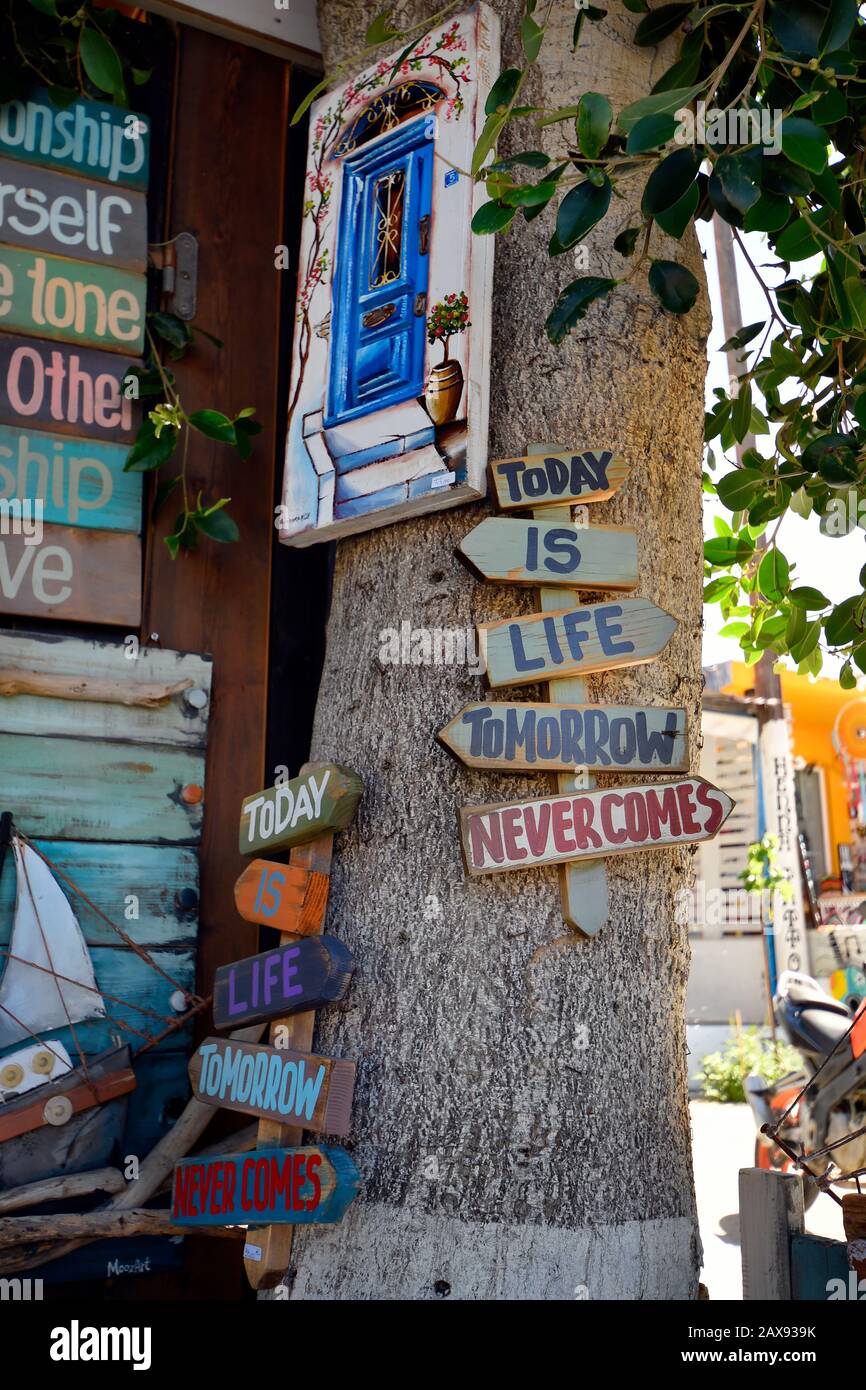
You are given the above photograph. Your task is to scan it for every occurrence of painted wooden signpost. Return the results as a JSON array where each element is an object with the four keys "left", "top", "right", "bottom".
[
  {"left": 238, "top": 764, "right": 364, "bottom": 855},
  {"left": 0, "top": 245, "right": 145, "bottom": 354},
  {"left": 438, "top": 702, "right": 688, "bottom": 774},
  {"left": 0, "top": 157, "right": 147, "bottom": 272},
  {"left": 0, "top": 523, "right": 141, "bottom": 624},
  {"left": 0, "top": 423, "right": 142, "bottom": 530},
  {"left": 189, "top": 1037, "right": 356, "bottom": 1135},
  {"left": 172, "top": 1145, "right": 361, "bottom": 1227},
  {"left": 0, "top": 335, "right": 138, "bottom": 441},
  {"left": 233, "top": 857, "right": 329, "bottom": 935},
  {"left": 0, "top": 89, "right": 150, "bottom": 190},
  {"left": 489, "top": 448, "right": 630, "bottom": 511},
  {"left": 459, "top": 776, "right": 735, "bottom": 876},
  {"left": 479, "top": 598, "right": 678, "bottom": 689},
  {"left": 459, "top": 517, "right": 637, "bottom": 590},
  {"left": 213, "top": 935, "right": 355, "bottom": 1030}
]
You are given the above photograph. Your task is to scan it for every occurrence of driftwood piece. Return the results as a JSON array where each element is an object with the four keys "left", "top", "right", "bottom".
[
  {"left": 0, "top": 669, "right": 194, "bottom": 708},
  {"left": 0, "top": 1209, "right": 244, "bottom": 1247},
  {"left": 0, "top": 1167, "right": 124, "bottom": 1215}
]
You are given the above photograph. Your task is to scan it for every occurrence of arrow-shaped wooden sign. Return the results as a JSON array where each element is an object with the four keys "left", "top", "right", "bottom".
[
  {"left": 239, "top": 763, "right": 362, "bottom": 856},
  {"left": 213, "top": 935, "right": 355, "bottom": 1031},
  {"left": 489, "top": 448, "right": 630, "bottom": 511},
  {"left": 189, "top": 1037, "right": 356, "bottom": 1136},
  {"left": 459, "top": 776, "right": 734, "bottom": 876},
  {"left": 479, "top": 598, "right": 678, "bottom": 689},
  {"left": 458, "top": 518, "right": 638, "bottom": 590},
  {"left": 234, "top": 858, "right": 328, "bottom": 935},
  {"left": 438, "top": 701, "right": 688, "bottom": 774},
  {"left": 172, "top": 1145, "right": 360, "bottom": 1226}
]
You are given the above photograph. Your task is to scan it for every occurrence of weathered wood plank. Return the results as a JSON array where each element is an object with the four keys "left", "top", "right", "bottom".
[
  {"left": 0, "top": 1166, "right": 125, "bottom": 1214},
  {"left": 0, "top": 157, "right": 147, "bottom": 272},
  {"left": 0, "top": 733, "right": 205, "bottom": 842},
  {"left": 0, "top": 246, "right": 145, "bottom": 354},
  {"left": 0, "top": 422, "right": 142, "bottom": 531},
  {"left": 740, "top": 1167, "right": 804, "bottom": 1300},
  {"left": 0, "top": 336, "right": 139, "bottom": 441},
  {"left": 0, "top": 631, "right": 212, "bottom": 748},
  {"left": 172, "top": 1145, "right": 361, "bottom": 1227},
  {"left": 0, "top": 524, "right": 141, "bottom": 625},
  {"left": 213, "top": 935, "right": 355, "bottom": 1031},
  {"left": 791, "top": 1233, "right": 849, "bottom": 1301},
  {"left": 239, "top": 764, "right": 363, "bottom": 856},
  {"left": 189, "top": 1037, "right": 356, "bottom": 1136},
  {"left": 479, "top": 598, "right": 678, "bottom": 689},
  {"left": 0, "top": 841, "right": 200, "bottom": 948},
  {"left": 233, "top": 858, "right": 329, "bottom": 934},
  {"left": 459, "top": 518, "right": 638, "bottom": 590},
  {"left": 0, "top": 89, "right": 150, "bottom": 190},
  {"left": 489, "top": 448, "right": 630, "bottom": 511}
]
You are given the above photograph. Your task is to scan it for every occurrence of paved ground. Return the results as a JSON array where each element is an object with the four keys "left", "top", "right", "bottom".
[{"left": 691, "top": 1099, "right": 843, "bottom": 1300}]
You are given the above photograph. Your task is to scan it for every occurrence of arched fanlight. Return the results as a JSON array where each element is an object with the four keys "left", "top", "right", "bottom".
[{"left": 332, "top": 81, "right": 444, "bottom": 158}]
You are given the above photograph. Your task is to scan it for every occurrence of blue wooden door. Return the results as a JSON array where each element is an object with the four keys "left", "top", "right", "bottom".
[{"left": 326, "top": 119, "right": 434, "bottom": 426}]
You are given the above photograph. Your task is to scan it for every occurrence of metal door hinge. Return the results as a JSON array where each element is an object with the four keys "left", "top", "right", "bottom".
[{"left": 156, "top": 232, "right": 198, "bottom": 321}]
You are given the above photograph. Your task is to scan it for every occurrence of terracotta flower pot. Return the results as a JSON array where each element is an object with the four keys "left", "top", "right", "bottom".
[{"left": 425, "top": 359, "right": 464, "bottom": 426}]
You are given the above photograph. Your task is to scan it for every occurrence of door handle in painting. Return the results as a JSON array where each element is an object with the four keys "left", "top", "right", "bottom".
[
  {"left": 362, "top": 302, "right": 396, "bottom": 329},
  {"left": 419, "top": 214, "right": 430, "bottom": 256},
  {"left": 414, "top": 293, "right": 427, "bottom": 317}
]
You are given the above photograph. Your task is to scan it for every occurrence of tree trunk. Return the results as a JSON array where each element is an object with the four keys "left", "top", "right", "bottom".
[{"left": 284, "top": 0, "right": 711, "bottom": 1300}]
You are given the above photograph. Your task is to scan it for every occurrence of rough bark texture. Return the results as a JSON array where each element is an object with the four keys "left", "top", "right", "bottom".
[{"left": 282, "top": 0, "right": 711, "bottom": 1300}]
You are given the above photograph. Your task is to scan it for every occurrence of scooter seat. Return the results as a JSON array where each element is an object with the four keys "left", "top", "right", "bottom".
[{"left": 784, "top": 1001, "right": 852, "bottom": 1057}]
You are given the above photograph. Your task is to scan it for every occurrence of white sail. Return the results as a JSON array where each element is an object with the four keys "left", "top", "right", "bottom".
[{"left": 0, "top": 838, "right": 105, "bottom": 1048}]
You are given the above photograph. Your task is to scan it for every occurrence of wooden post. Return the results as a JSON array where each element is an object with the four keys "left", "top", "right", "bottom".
[
  {"left": 529, "top": 442, "right": 608, "bottom": 937},
  {"left": 739, "top": 1167, "right": 804, "bottom": 1300},
  {"left": 242, "top": 827, "right": 334, "bottom": 1292}
]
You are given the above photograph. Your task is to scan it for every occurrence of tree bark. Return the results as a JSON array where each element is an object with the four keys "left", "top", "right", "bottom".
[{"left": 285, "top": 0, "right": 711, "bottom": 1299}]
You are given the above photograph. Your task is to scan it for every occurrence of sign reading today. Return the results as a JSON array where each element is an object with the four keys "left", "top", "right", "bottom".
[
  {"left": 213, "top": 935, "right": 355, "bottom": 1031},
  {"left": 438, "top": 701, "right": 689, "bottom": 774},
  {"left": 459, "top": 776, "right": 734, "bottom": 876},
  {"left": 239, "top": 763, "right": 363, "bottom": 855},
  {"left": 0, "top": 157, "right": 147, "bottom": 272},
  {"left": 0, "top": 245, "right": 145, "bottom": 354},
  {"left": 458, "top": 517, "right": 638, "bottom": 590},
  {"left": 489, "top": 448, "right": 630, "bottom": 511},
  {"left": 0, "top": 89, "right": 150, "bottom": 190},
  {"left": 189, "top": 1037, "right": 356, "bottom": 1136},
  {"left": 0, "top": 335, "right": 138, "bottom": 441},
  {"left": 172, "top": 1145, "right": 361, "bottom": 1227},
  {"left": 479, "top": 599, "right": 678, "bottom": 688}
]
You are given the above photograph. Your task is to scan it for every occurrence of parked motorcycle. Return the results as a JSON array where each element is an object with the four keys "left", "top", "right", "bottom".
[{"left": 746, "top": 970, "right": 866, "bottom": 1208}]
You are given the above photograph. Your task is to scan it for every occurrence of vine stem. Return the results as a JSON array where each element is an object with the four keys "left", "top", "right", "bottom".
[
  {"left": 731, "top": 227, "right": 786, "bottom": 327},
  {"left": 705, "top": 0, "right": 765, "bottom": 109}
]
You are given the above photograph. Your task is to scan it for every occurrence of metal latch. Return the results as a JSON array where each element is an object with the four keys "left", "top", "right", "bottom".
[
  {"left": 419, "top": 214, "right": 430, "bottom": 256},
  {"left": 414, "top": 292, "right": 427, "bottom": 317},
  {"left": 156, "top": 232, "right": 198, "bottom": 321}
]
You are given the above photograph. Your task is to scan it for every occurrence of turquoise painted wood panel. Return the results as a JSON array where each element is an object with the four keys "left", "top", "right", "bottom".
[
  {"left": 0, "top": 631, "right": 212, "bottom": 748},
  {"left": 0, "top": 946, "right": 195, "bottom": 1060},
  {"left": 1, "top": 733, "right": 205, "bottom": 843},
  {"left": 791, "top": 1233, "right": 849, "bottom": 1300},
  {"left": 0, "top": 841, "right": 199, "bottom": 948},
  {"left": 0, "top": 245, "right": 146, "bottom": 354},
  {"left": 0, "top": 89, "right": 150, "bottom": 191},
  {"left": 0, "top": 423, "right": 142, "bottom": 532}
]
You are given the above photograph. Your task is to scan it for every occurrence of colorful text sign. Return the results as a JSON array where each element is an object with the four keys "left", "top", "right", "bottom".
[
  {"left": 0, "top": 423, "right": 141, "bottom": 531},
  {"left": 459, "top": 518, "right": 637, "bottom": 590},
  {"left": 479, "top": 599, "right": 678, "bottom": 688},
  {"left": 233, "top": 857, "right": 329, "bottom": 935},
  {"left": 438, "top": 702, "right": 689, "bottom": 773},
  {"left": 0, "top": 157, "right": 147, "bottom": 272},
  {"left": 189, "top": 1037, "right": 356, "bottom": 1136},
  {"left": 171, "top": 1145, "right": 360, "bottom": 1226},
  {"left": 0, "top": 246, "right": 145, "bottom": 353},
  {"left": 490, "top": 448, "right": 630, "bottom": 511},
  {"left": 459, "top": 777, "right": 734, "bottom": 876},
  {"left": 0, "top": 523, "right": 140, "bottom": 625},
  {"left": 213, "top": 935, "right": 355, "bottom": 1031},
  {"left": 0, "top": 89, "right": 150, "bottom": 189},
  {"left": 0, "top": 335, "right": 137, "bottom": 440},
  {"left": 239, "top": 763, "right": 363, "bottom": 855}
]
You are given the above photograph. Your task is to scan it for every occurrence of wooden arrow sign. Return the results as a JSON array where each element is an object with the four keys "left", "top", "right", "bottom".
[
  {"left": 458, "top": 518, "right": 637, "bottom": 590},
  {"left": 459, "top": 776, "right": 734, "bottom": 876},
  {"left": 438, "top": 702, "right": 688, "bottom": 774},
  {"left": 479, "top": 598, "right": 677, "bottom": 689},
  {"left": 234, "top": 858, "right": 328, "bottom": 935},
  {"left": 213, "top": 935, "right": 355, "bottom": 1031},
  {"left": 239, "top": 763, "right": 362, "bottom": 856},
  {"left": 189, "top": 1037, "right": 356, "bottom": 1136},
  {"left": 490, "top": 448, "right": 630, "bottom": 511},
  {"left": 171, "top": 1145, "right": 360, "bottom": 1226}
]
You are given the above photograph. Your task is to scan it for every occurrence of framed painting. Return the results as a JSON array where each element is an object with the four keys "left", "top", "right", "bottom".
[{"left": 279, "top": 4, "right": 499, "bottom": 547}]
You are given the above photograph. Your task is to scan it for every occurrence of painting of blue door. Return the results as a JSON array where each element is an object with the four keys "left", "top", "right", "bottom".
[{"left": 326, "top": 118, "right": 434, "bottom": 427}]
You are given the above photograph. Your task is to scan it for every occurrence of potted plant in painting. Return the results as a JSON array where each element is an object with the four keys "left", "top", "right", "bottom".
[{"left": 425, "top": 291, "right": 471, "bottom": 425}]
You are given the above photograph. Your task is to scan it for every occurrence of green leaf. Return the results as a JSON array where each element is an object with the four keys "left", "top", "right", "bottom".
[
  {"left": 132, "top": 68, "right": 152, "bottom": 87},
  {"left": 485, "top": 68, "right": 522, "bottom": 116},
  {"left": 744, "top": 193, "right": 791, "bottom": 234},
  {"left": 546, "top": 276, "right": 616, "bottom": 345},
  {"left": 654, "top": 180, "right": 699, "bottom": 238},
  {"left": 149, "top": 311, "right": 192, "bottom": 351},
  {"left": 819, "top": 0, "right": 858, "bottom": 54},
  {"left": 613, "top": 226, "right": 641, "bottom": 256},
  {"left": 28, "top": 0, "right": 58, "bottom": 13},
  {"left": 840, "top": 659, "right": 857, "bottom": 690},
  {"left": 365, "top": 12, "right": 400, "bottom": 45},
  {"left": 555, "top": 177, "right": 612, "bottom": 248},
  {"left": 187, "top": 409, "right": 236, "bottom": 444},
  {"left": 471, "top": 113, "right": 507, "bottom": 177},
  {"left": 769, "top": 0, "right": 826, "bottom": 58},
  {"left": 721, "top": 321, "right": 764, "bottom": 352},
  {"left": 781, "top": 117, "right": 829, "bottom": 174},
  {"left": 489, "top": 151, "right": 550, "bottom": 171},
  {"left": 648, "top": 258, "right": 699, "bottom": 314},
  {"left": 790, "top": 619, "right": 822, "bottom": 662},
  {"left": 79, "top": 26, "right": 125, "bottom": 99},
  {"left": 124, "top": 423, "right": 178, "bottom": 472},
  {"left": 634, "top": 3, "right": 692, "bottom": 45},
  {"left": 577, "top": 93, "right": 613, "bottom": 160},
  {"left": 704, "top": 535, "right": 754, "bottom": 564},
  {"left": 626, "top": 112, "right": 677, "bottom": 153},
  {"left": 757, "top": 547, "right": 790, "bottom": 601},
  {"left": 774, "top": 206, "right": 832, "bottom": 261},
  {"left": 520, "top": 15, "right": 545, "bottom": 62},
  {"left": 642, "top": 148, "right": 699, "bottom": 217},
  {"left": 719, "top": 621, "right": 750, "bottom": 638},
  {"left": 716, "top": 467, "right": 764, "bottom": 511},
  {"left": 623, "top": 0, "right": 649, "bottom": 9},
  {"left": 789, "top": 585, "right": 831, "bottom": 609},
  {"left": 704, "top": 576, "right": 738, "bottom": 601},
  {"left": 714, "top": 150, "right": 763, "bottom": 214},
  {"left": 291, "top": 73, "right": 330, "bottom": 126},
  {"left": 196, "top": 506, "right": 239, "bottom": 543},
  {"left": 618, "top": 85, "right": 705, "bottom": 135},
  {"left": 732, "top": 383, "right": 753, "bottom": 443},
  {"left": 825, "top": 596, "right": 861, "bottom": 647},
  {"left": 471, "top": 200, "right": 516, "bottom": 234}
]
